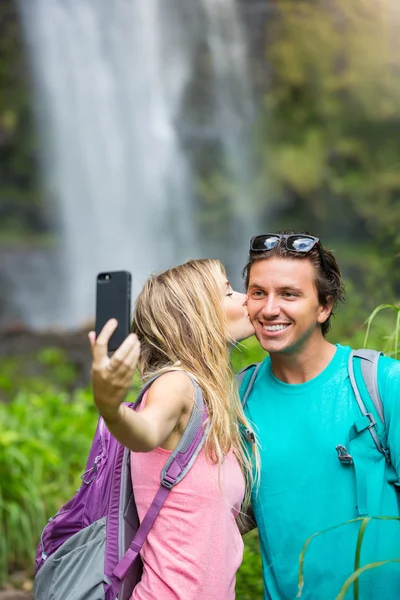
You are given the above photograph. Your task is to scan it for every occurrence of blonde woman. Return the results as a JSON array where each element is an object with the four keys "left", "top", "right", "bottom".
[{"left": 89, "top": 259, "right": 256, "bottom": 600}]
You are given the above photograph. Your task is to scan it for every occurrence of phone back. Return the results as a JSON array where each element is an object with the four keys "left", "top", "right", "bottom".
[{"left": 95, "top": 271, "right": 132, "bottom": 351}]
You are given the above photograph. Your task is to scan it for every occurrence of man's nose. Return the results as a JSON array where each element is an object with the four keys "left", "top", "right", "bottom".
[{"left": 260, "top": 294, "right": 280, "bottom": 318}]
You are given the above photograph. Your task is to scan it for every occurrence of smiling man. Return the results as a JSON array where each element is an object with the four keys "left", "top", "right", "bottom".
[{"left": 240, "top": 231, "right": 400, "bottom": 600}]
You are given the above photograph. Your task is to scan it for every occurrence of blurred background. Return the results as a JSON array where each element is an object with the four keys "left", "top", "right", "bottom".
[{"left": 1, "top": 0, "right": 399, "bottom": 597}]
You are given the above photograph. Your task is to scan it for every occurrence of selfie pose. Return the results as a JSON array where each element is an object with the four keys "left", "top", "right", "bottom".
[
  {"left": 89, "top": 259, "right": 257, "bottom": 600},
  {"left": 239, "top": 231, "right": 400, "bottom": 600}
]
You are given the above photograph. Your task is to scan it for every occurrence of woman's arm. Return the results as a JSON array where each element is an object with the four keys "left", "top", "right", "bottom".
[
  {"left": 89, "top": 319, "right": 193, "bottom": 452},
  {"left": 105, "top": 373, "right": 193, "bottom": 452}
]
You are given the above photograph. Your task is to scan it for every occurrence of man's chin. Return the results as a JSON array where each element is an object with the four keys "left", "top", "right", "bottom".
[{"left": 254, "top": 330, "right": 288, "bottom": 354}]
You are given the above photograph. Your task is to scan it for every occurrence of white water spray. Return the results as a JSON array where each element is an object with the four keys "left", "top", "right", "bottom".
[{"left": 16, "top": 0, "right": 257, "bottom": 329}]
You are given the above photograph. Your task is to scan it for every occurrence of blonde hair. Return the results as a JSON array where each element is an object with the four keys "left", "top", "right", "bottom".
[{"left": 132, "top": 259, "right": 257, "bottom": 509}]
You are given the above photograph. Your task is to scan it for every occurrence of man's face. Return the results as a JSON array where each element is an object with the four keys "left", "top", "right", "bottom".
[{"left": 246, "top": 257, "right": 332, "bottom": 355}]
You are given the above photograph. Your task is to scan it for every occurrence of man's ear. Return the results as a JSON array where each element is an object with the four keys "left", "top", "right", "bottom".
[{"left": 317, "top": 295, "right": 334, "bottom": 324}]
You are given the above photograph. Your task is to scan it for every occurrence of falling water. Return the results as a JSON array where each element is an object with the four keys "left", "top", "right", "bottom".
[{"left": 15, "top": 0, "right": 258, "bottom": 329}]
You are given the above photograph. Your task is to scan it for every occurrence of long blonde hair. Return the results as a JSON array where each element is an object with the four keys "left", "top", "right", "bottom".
[{"left": 132, "top": 259, "right": 256, "bottom": 508}]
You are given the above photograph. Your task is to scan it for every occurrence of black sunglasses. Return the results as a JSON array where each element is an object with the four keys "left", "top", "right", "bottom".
[{"left": 250, "top": 233, "right": 329, "bottom": 274}]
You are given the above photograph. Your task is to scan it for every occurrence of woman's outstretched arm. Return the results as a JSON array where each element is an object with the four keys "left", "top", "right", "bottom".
[{"left": 89, "top": 319, "right": 192, "bottom": 452}]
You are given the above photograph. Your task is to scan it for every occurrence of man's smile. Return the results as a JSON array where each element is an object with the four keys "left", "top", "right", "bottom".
[{"left": 262, "top": 323, "right": 290, "bottom": 331}]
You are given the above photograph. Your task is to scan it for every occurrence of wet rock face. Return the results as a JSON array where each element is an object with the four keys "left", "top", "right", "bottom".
[{"left": 0, "top": 593, "right": 33, "bottom": 600}]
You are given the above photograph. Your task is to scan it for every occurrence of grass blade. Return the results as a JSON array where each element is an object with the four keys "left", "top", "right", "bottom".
[
  {"left": 363, "top": 304, "right": 398, "bottom": 348},
  {"left": 297, "top": 516, "right": 400, "bottom": 598},
  {"left": 335, "top": 559, "right": 400, "bottom": 600},
  {"left": 353, "top": 517, "right": 371, "bottom": 600},
  {"left": 297, "top": 518, "right": 363, "bottom": 597}
]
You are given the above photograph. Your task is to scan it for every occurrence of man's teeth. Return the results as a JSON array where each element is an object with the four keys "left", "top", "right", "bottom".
[{"left": 263, "top": 324, "right": 288, "bottom": 331}]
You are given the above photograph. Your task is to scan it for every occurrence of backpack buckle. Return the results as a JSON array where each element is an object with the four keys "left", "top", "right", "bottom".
[
  {"left": 336, "top": 445, "right": 353, "bottom": 465},
  {"left": 365, "top": 412, "right": 376, "bottom": 428},
  {"left": 161, "top": 474, "right": 175, "bottom": 490}
]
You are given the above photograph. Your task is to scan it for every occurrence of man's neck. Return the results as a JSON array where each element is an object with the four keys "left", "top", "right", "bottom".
[{"left": 269, "top": 339, "right": 337, "bottom": 384}]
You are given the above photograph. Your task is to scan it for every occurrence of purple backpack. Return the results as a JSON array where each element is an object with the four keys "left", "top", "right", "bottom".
[{"left": 34, "top": 373, "right": 208, "bottom": 600}]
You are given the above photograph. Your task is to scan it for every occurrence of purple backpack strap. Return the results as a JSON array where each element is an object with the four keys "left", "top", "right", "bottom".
[{"left": 112, "top": 371, "right": 208, "bottom": 587}]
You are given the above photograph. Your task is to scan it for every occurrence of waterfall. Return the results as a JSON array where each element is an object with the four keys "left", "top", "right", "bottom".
[{"left": 16, "top": 0, "right": 257, "bottom": 329}]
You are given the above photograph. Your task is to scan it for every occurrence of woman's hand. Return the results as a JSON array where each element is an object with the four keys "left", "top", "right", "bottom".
[{"left": 88, "top": 319, "right": 140, "bottom": 424}]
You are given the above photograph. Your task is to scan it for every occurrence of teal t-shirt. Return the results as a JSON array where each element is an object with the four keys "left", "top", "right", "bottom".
[{"left": 243, "top": 344, "right": 400, "bottom": 600}]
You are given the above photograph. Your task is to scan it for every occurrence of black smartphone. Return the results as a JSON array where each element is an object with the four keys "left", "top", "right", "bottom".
[{"left": 95, "top": 271, "right": 132, "bottom": 352}]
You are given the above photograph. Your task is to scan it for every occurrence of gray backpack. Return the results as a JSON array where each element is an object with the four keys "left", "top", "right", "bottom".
[{"left": 237, "top": 349, "right": 399, "bottom": 516}]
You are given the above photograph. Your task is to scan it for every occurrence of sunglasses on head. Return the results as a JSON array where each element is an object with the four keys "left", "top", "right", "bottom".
[{"left": 250, "top": 233, "right": 329, "bottom": 274}]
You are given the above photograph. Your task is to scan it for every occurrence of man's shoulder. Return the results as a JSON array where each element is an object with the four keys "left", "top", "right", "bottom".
[
  {"left": 335, "top": 343, "right": 352, "bottom": 356},
  {"left": 346, "top": 346, "right": 400, "bottom": 377},
  {"left": 345, "top": 347, "right": 400, "bottom": 399},
  {"left": 377, "top": 353, "right": 400, "bottom": 386},
  {"left": 378, "top": 352, "right": 400, "bottom": 370}
]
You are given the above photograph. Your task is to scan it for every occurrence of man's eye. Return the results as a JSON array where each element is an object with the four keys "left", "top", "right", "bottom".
[
  {"left": 282, "top": 292, "right": 296, "bottom": 298},
  {"left": 251, "top": 290, "right": 265, "bottom": 298}
]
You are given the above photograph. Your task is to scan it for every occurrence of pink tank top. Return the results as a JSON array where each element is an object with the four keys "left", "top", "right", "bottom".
[{"left": 130, "top": 396, "right": 245, "bottom": 600}]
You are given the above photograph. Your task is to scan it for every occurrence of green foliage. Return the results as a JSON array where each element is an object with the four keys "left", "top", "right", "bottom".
[
  {"left": 363, "top": 303, "right": 400, "bottom": 358},
  {"left": 264, "top": 0, "right": 400, "bottom": 231},
  {"left": 0, "top": 348, "right": 78, "bottom": 402},
  {"left": 236, "top": 530, "right": 263, "bottom": 599},
  {"left": 231, "top": 336, "right": 267, "bottom": 374},
  {"left": 0, "top": 384, "right": 98, "bottom": 583},
  {"left": 37, "top": 347, "right": 78, "bottom": 387}
]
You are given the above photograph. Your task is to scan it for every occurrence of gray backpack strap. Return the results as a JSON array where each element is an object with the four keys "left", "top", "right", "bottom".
[
  {"left": 236, "top": 363, "right": 262, "bottom": 408},
  {"left": 236, "top": 363, "right": 262, "bottom": 446},
  {"left": 160, "top": 373, "right": 209, "bottom": 486},
  {"left": 348, "top": 349, "right": 389, "bottom": 461},
  {"left": 132, "top": 370, "right": 209, "bottom": 485},
  {"left": 354, "top": 348, "right": 385, "bottom": 422},
  {"left": 345, "top": 349, "right": 393, "bottom": 516},
  {"left": 236, "top": 363, "right": 257, "bottom": 388}
]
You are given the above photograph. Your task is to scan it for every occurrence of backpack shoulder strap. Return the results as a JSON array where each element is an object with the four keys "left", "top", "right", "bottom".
[
  {"left": 351, "top": 349, "right": 385, "bottom": 421},
  {"left": 113, "top": 371, "right": 208, "bottom": 585},
  {"left": 348, "top": 349, "right": 390, "bottom": 462},
  {"left": 236, "top": 362, "right": 262, "bottom": 408},
  {"left": 236, "top": 363, "right": 262, "bottom": 447},
  {"left": 160, "top": 373, "right": 209, "bottom": 487},
  {"left": 345, "top": 349, "right": 398, "bottom": 516}
]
